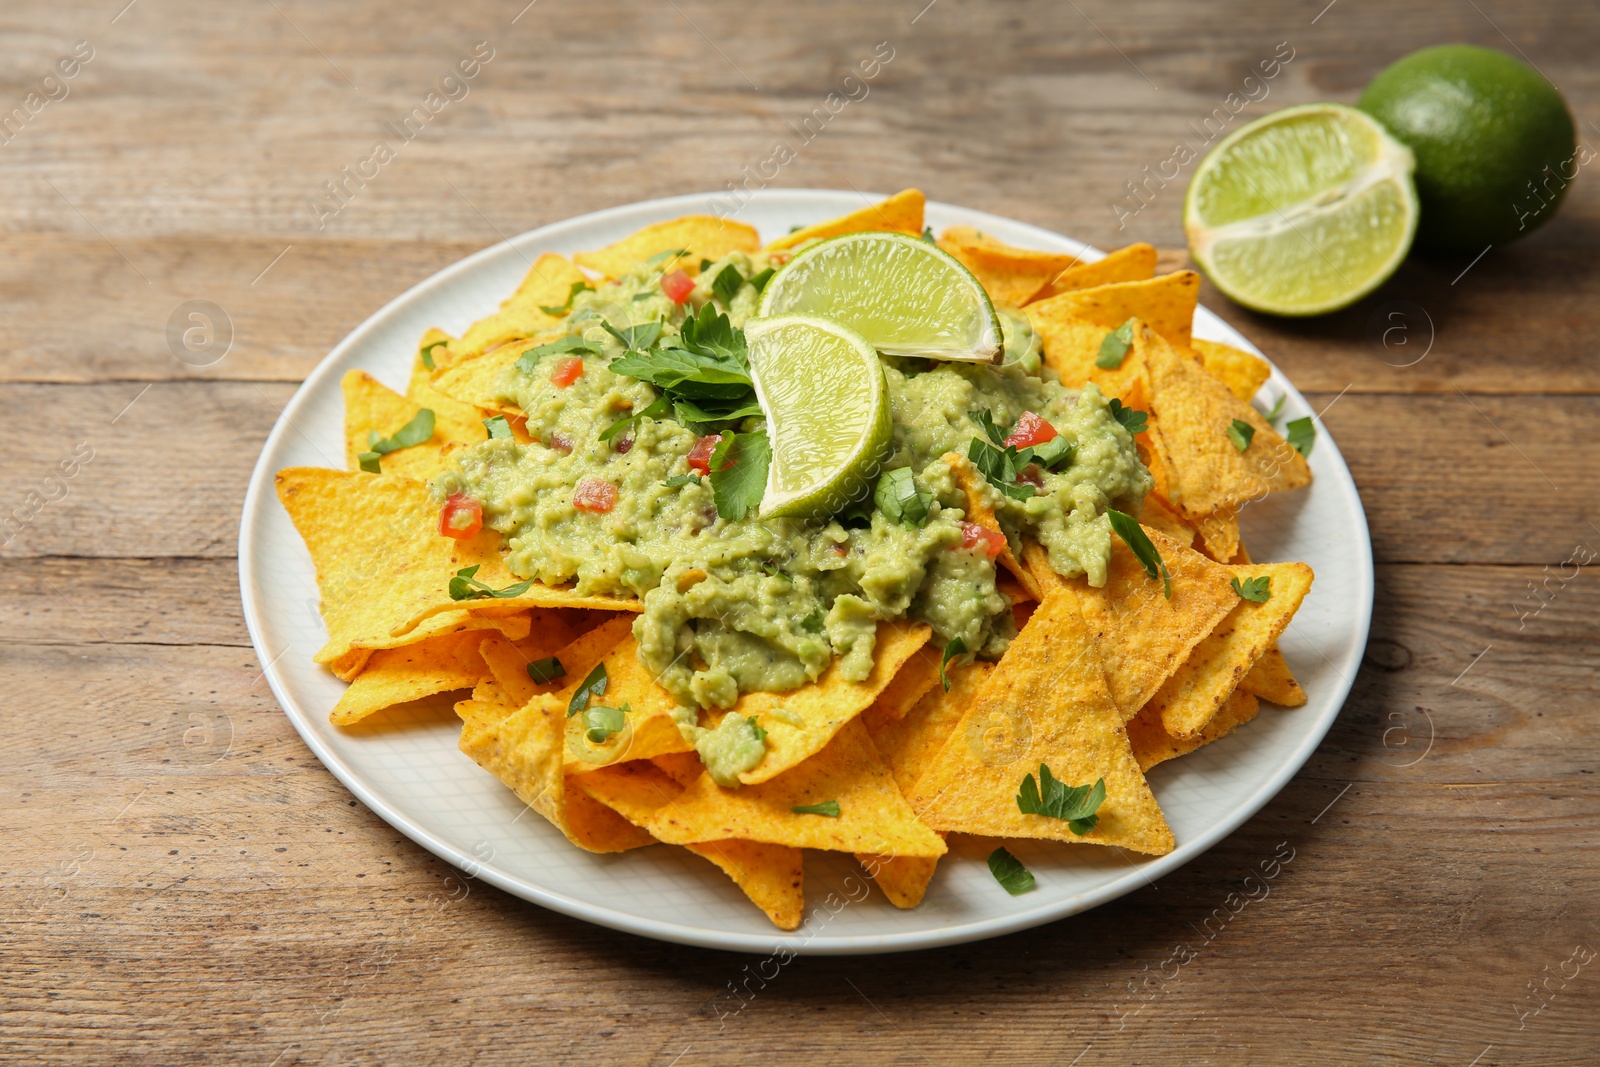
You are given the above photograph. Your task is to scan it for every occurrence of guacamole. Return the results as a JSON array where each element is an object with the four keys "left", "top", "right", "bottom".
[{"left": 433, "top": 250, "right": 1151, "bottom": 710}]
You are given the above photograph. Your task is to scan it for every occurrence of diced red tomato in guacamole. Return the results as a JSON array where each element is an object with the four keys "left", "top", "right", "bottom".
[
  {"left": 573, "top": 478, "right": 618, "bottom": 513},
  {"left": 660, "top": 270, "right": 695, "bottom": 304},
  {"left": 550, "top": 356, "right": 585, "bottom": 388},
  {"left": 1004, "top": 411, "right": 1058, "bottom": 450},
  {"left": 439, "top": 493, "right": 482, "bottom": 540},
  {"left": 959, "top": 521, "right": 1005, "bottom": 559},
  {"left": 686, "top": 434, "right": 722, "bottom": 475}
]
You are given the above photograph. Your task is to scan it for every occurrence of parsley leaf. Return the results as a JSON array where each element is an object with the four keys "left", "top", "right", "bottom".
[
  {"left": 357, "top": 451, "right": 382, "bottom": 473},
  {"left": 800, "top": 608, "right": 825, "bottom": 633},
  {"left": 1095, "top": 319, "right": 1135, "bottom": 369},
  {"left": 1263, "top": 394, "right": 1286, "bottom": 425},
  {"left": 602, "top": 319, "right": 664, "bottom": 352},
  {"left": 516, "top": 335, "right": 600, "bottom": 375},
  {"left": 483, "top": 414, "right": 513, "bottom": 440},
  {"left": 663, "top": 472, "right": 702, "bottom": 488},
  {"left": 1286, "top": 416, "right": 1315, "bottom": 458},
  {"left": 921, "top": 226, "right": 936, "bottom": 243},
  {"left": 747, "top": 716, "right": 767, "bottom": 743},
  {"left": 1022, "top": 435, "right": 1074, "bottom": 471},
  {"left": 760, "top": 561, "right": 793, "bottom": 582},
  {"left": 1231, "top": 575, "right": 1271, "bottom": 602},
  {"left": 1107, "top": 398, "right": 1148, "bottom": 436},
  {"left": 566, "top": 662, "right": 608, "bottom": 717},
  {"left": 988, "top": 847, "right": 1036, "bottom": 895},
  {"left": 368, "top": 409, "right": 435, "bottom": 454},
  {"left": 1106, "top": 508, "right": 1171, "bottom": 599},
  {"left": 448, "top": 564, "right": 535, "bottom": 602},
  {"left": 599, "top": 395, "right": 672, "bottom": 442},
  {"left": 583, "top": 702, "right": 629, "bottom": 744},
  {"left": 711, "top": 264, "right": 745, "bottom": 306},
  {"left": 1227, "top": 418, "right": 1255, "bottom": 452},
  {"left": 968, "top": 438, "right": 1036, "bottom": 501},
  {"left": 419, "top": 339, "right": 448, "bottom": 370},
  {"left": 538, "top": 280, "right": 593, "bottom": 316},
  {"left": 791, "top": 801, "right": 840, "bottom": 818},
  {"left": 526, "top": 656, "right": 565, "bottom": 684},
  {"left": 645, "top": 248, "right": 689, "bottom": 265},
  {"left": 698, "top": 258, "right": 713, "bottom": 272},
  {"left": 1016, "top": 764, "right": 1106, "bottom": 835},
  {"left": 939, "top": 636, "right": 967, "bottom": 692},
  {"left": 874, "top": 467, "right": 932, "bottom": 527},
  {"left": 973, "top": 408, "right": 1006, "bottom": 446},
  {"left": 678, "top": 303, "right": 747, "bottom": 363},
  {"left": 708, "top": 430, "right": 770, "bottom": 521},
  {"left": 748, "top": 267, "right": 775, "bottom": 292}
]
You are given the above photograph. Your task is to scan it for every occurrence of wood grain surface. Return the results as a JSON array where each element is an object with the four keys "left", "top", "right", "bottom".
[{"left": 2, "top": 1, "right": 1596, "bottom": 1064}]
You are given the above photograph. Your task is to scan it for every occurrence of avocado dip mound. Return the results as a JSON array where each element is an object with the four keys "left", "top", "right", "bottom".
[{"left": 431, "top": 250, "right": 1152, "bottom": 711}]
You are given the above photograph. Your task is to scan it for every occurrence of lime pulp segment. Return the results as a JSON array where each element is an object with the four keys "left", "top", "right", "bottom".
[
  {"left": 758, "top": 231, "right": 1003, "bottom": 363},
  {"left": 744, "top": 315, "right": 893, "bottom": 519}
]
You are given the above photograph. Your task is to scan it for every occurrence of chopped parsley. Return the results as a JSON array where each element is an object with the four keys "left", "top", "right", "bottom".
[
  {"left": 1095, "top": 319, "right": 1135, "bottom": 369},
  {"left": 537, "top": 280, "right": 593, "bottom": 316},
  {"left": 566, "top": 662, "right": 608, "bottom": 717},
  {"left": 1016, "top": 764, "right": 1106, "bottom": 835},
  {"left": 987, "top": 847, "right": 1035, "bottom": 894},
  {"left": 357, "top": 451, "right": 382, "bottom": 473},
  {"left": 367, "top": 409, "right": 435, "bottom": 455},
  {"left": 1107, "top": 398, "right": 1148, "bottom": 436},
  {"left": 748, "top": 267, "right": 775, "bottom": 292},
  {"left": 483, "top": 414, "right": 513, "bottom": 440},
  {"left": 663, "top": 472, "right": 702, "bottom": 488},
  {"left": 707, "top": 429, "right": 769, "bottom": 521},
  {"left": 419, "top": 339, "right": 448, "bottom": 370},
  {"left": 1227, "top": 418, "right": 1255, "bottom": 452},
  {"left": 448, "top": 564, "right": 535, "bottom": 602},
  {"left": 791, "top": 801, "right": 840, "bottom": 818},
  {"left": 526, "top": 656, "right": 566, "bottom": 684},
  {"left": 515, "top": 335, "right": 600, "bottom": 375},
  {"left": 583, "top": 702, "right": 629, "bottom": 744},
  {"left": 939, "top": 636, "right": 967, "bottom": 692},
  {"left": 711, "top": 264, "right": 745, "bottom": 306},
  {"left": 874, "top": 467, "right": 931, "bottom": 527},
  {"left": 1106, "top": 508, "right": 1171, "bottom": 599},
  {"left": 1231, "top": 575, "right": 1271, "bottom": 602},
  {"left": 1285, "top": 416, "right": 1316, "bottom": 458},
  {"left": 760, "top": 561, "right": 793, "bottom": 582}
]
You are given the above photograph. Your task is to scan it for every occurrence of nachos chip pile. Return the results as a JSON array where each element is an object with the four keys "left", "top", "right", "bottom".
[{"left": 277, "top": 191, "right": 1315, "bottom": 930}]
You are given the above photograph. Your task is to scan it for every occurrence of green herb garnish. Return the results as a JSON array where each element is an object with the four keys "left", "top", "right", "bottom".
[
  {"left": 1107, "top": 398, "right": 1148, "bottom": 436},
  {"left": 583, "top": 702, "right": 629, "bottom": 744},
  {"left": 874, "top": 467, "right": 932, "bottom": 527},
  {"left": 1095, "top": 319, "right": 1135, "bottom": 369},
  {"left": 367, "top": 409, "right": 435, "bottom": 455},
  {"left": 968, "top": 438, "right": 1036, "bottom": 501},
  {"left": 645, "top": 248, "right": 689, "bottom": 265},
  {"left": 515, "top": 335, "right": 600, "bottom": 375},
  {"left": 791, "top": 801, "right": 841, "bottom": 818},
  {"left": 799, "top": 608, "right": 825, "bottom": 633},
  {"left": 357, "top": 451, "right": 382, "bottom": 473},
  {"left": 1285, "top": 416, "right": 1315, "bottom": 458},
  {"left": 566, "top": 662, "right": 608, "bottom": 718},
  {"left": 939, "top": 636, "right": 967, "bottom": 692},
  {"left": 448, "top": 565, "right": 535, "bottom": 602},
  {"left": 599, "top": 395, "right": 671, "bottom": 442},
  {"left": 526, "top": 656, "right": 565, "bottom": 684},
  {"left": 602, "top": 319, "right": 664, "bottom": 352},
  {"left": 760, "top": 561, "right": 793, "bottom": 582},
  {"left": 1263, "top": 394, "right": 1286, "bottom": 425},
  {"left": 483, "top": 414, "right": 512, "bottom": 440},
  {"left": 1016, "top": 764, "right": 1106, "bottom": 835},
  {"left": 663, "top": 472, "right": 702, "bottom": 488},
  {"left": 1231, "top": 575, "right": 1271, "bottom": 603},
  {"left": 708, "top": 429, "right": 770, "bottom": 521},
  {"left": 711, "top": 264, "right": 744, "bottom": 306},
  {"left": 538, "top": 280, "right": 594, "bottom": 316},
  {"left": 748, "top": 267, "right": 775, "bottom": 292},
  {"left": 1106, "top": 508, "right": 1170, "bottom": 599},
  {"left": 987, "top": 847, "right": 1035, "bottom": 894},
  {"left": 419, "top": 340, "right": 448, "bottom": 370},
  {"left": 1227, "top": 419, "right": 1255, "bottom": 452},
  {"left": 920, "top": 226, "right": 936, "bottom": 243},
  {"left": 973, "top": 409, "right": 1006, "bottom": 447}
]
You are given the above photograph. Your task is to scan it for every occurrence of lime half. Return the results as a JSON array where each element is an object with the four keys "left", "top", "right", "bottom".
[
  {"left": 759, "top": 231, "right": 1003, "bottom": 362},
  {"left": 1184, "top": 103, "right": 1418, "bottom": 316},
  {"left": 744, "top": 315, "right": 893, "bottom": 519}
]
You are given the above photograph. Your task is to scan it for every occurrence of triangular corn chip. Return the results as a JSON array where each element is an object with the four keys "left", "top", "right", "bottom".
[
  {"left": 320, "top": 609, "right": 528, "bottom": 681},
  {"left": 475, "top": 610, "right": 593, "bottom": 707},
  {"left": 1192, "top": 338, "right": 1271, "bottom": 402},
  {"left": 722, "top": 620, "right": 933, "bottom": 784},
  {"left": 936, "top": 227, "right": 1083, "bottom": 307},
  {"left": 561, "top": 634, "right": 695, "bottom": 772},
  {"left": 407, "top": 328, "right": 488, "bottom": 444},
  {"left": 1128, "top": 688, "right": 1260, "bottom": 772},
  {"left": 330, "top": 628, "right": 489, "bottom": 726},
  {"left": 448, "top": 253, "right": 588, "bottom": 364},
  {"left": 764, "top": 189, "right": 925, "bottom": 252},
  {"left": 859, "top": 853, "right": 939, "bottom": 909},
  {"left": 945, "top": 451, "right": 1039, "bottom": 600},
  {"left": 1026, "top": 271, "right": 1199, "bottom": 349},
  {"left": 571, "top": 761, "right": 804, "bottom": 929},
  {"left": 865, "top": 643, "right": 944, "bottom": 724},
  {"left": 428, "top": 336, "right": 554, "bottom": 421},
  {"left": 1148, "top": 561, "right": 1314, "bottom": 737},
  {"left": 865, "top": 661, "right": 994, "bottom": 795},
  {"left": 1023, "top": 527, "right": 1240, "bottom": 720},
  {"left": 646, "top": 719, "right": 946, "bottom": 858},
  {"left": 1140, "top": 329, "right": 1310, "bottom": 517},
  {"left": 1029, "top": 242, "right": 1157, "bottom": 303},
  {"left": 1241, "top": 645, "right": 1306, "bottom": 707},
  {"left": 1191, "top": 506, "right": 1240, "bottom": 563},
  {"left": 575, "top": 216, "right": 760, "bottom": 280},
  {"left": 342, "top": 369, "right": 476, "bottom": 482},
  {"left": 907, "top": 587, "right": 1174, "bottom": 855},
  {"left": 1138, "top": 494, "right": 1195, "bottom": 546}
]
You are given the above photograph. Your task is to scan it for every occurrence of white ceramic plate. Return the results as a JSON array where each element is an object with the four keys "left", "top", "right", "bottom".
[{"left": 239, "top": 190, "right": 1372, "bottom": 955}]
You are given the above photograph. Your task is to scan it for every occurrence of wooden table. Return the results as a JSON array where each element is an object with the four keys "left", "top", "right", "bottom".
[{"left": 4, "top": 1, "right": 1595, "bottom": 1062}]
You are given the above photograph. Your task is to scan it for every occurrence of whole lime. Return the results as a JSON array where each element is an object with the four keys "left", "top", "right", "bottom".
[{"left": 1358, "top": 44, "right": 1576, "bottom": 251}]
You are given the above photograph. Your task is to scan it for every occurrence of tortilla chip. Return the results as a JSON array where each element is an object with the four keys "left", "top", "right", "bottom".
[
  {"left": 864, "top": 658, "right": 992, "bottom": 794},
  {"left": 651, "top": 750, "right": 706, "bottom": 788},
  {"left": 765, "top": 189, "right": 925, "bottom": 252},
  {"left": 476, "top": 610, "right": 590, "bottom": 707},
  {"left": 341, "top": 370, "right": 463, "bottom": 482},
  {"left": 936, "top": 227, "right": 1083, "bottom": 307},
  {"left": 907, "top": 586, "right": 1175, "bottom": 855},
  {"left": 428, "top": 337, "right": 551, "bottom": 421},
  {"left": 646, "top": 719, "right": 946, "bottom": 858},
  {"left": 574, "top": 216, "right": 761, "bottom": 281},
  {"left": 859, "top": 852, "right": 939, "bottom": 909},
  {"left": 945, "top": 452, "right": 1039, "bottom": 600},
  {"left": 560, "top": 634, "right": 695, "bottom": 772},
  {"left": 330, "top": 629, "right": 489, "bottom": 726},
  {"left": 1140, "top": 329, "right": 1311, "bottom": 518},
  {"left": 1026, "top": 271, "right": 1199, "bottom": 349},
  {"left": 1029, "top": 242, "right": 1158, "bottom": 303},
  {"left": 1191, "top": 506, "right": 1241, "bottom": 563},
  {"left": 866, "top": 644, "right": 944, "bottom": 724},
  {"left": 571, "top": 761, "right": 804, "bottom": 929},
  {"left": 725, "top": 620, "right": 933, "bottom": 784},
  {"left": 1128, "top": 688, "right": 1260, "bottom": 772},
  {"left": 321, "top": 609, "right": 528, "bottom": 681},
  {"left": 1193, "top": 338, "right": 1272, "bottom": 402},
  {"left": 1241, "top": 645, "right": 1307, "bottom": 707},
  {"left": 1139, "top": 495, "right": 1195, "bottom": 546},
  {"left": 1148, "top": 561, "right": 1314, "bottom": 737},
  {"left": 448, "top": 253, "right": 589, "bottom": 364},
  {"left": 407, "top": 329, "right": 488, "bottom": 444},
  {"left": 1023, "top": 527, "right": 1240, "bottom": 720}
]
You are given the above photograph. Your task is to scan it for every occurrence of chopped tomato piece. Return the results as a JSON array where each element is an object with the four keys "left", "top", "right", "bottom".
[
  {"left": 959, "top": 521, "right": 1006, "bottom": 559},
  {"left": 550, "top": 356, "right": 584, "bottom": 388},
  {"left": 439, "top": 494, "right": 482, "bottom": 540},
  {"left": 831, "top": 542, "right": 850, "bottom": 557},
  {"left": 547, "top": 431, "right": 574, "bottom": 455},
  {"left": 573, "top": 478, "right": 617, "bottom": 513},
  {"left": 660, "top": 269, "right": 695, "bottom": 304},
  {"left": 1004, "top": 410, "right": 1058, "bottom": 449},
  {"left": 686, "top": 434, "right": 723, "bottom": 475}
]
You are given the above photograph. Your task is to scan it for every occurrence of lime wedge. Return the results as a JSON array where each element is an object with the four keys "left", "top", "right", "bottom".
[
  {"left": 744, "top": 315, "right": 893, "bottom": 519},
  {"left": 758, "top": 231, "right": 1003, "bottom": 363},
  {"left": 1184, "top": 103, "right": 1419, "bottom": 316}
]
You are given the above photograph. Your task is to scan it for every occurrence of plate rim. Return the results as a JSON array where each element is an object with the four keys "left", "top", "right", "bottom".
[{"left": 238, "top": 188, "right": 1373, "bottom": 955}]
